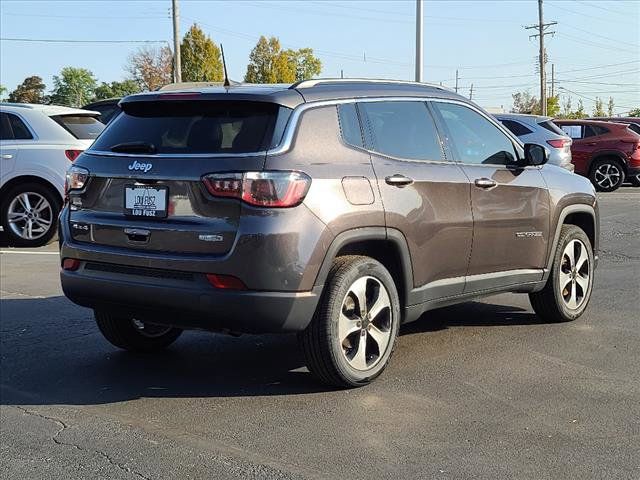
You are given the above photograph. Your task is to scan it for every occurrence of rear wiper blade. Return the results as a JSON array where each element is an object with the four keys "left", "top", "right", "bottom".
[{"left": 110, "top": 142, "right": 156, "bottom": 154}]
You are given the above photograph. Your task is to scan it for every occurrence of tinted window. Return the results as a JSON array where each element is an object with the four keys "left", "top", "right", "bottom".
[
  {"left": 90, "top": 105, "right": 121, "bottom": 124},
  {"left": 1, "top": 113, "right": 33, "bottom": 140},
  {"left": 359, "top": 101, "right": 443, "bottom": 161},
  {"left": 627, "top": 123, "right": 640, "bottom": 135},
  {"left": 500, "top": 119, "right": 533, "bottom": 137},
  {"left": 52, "top": 115, "right": 104, "bottom": 140},
  {"left": 538, "top": 120, "right": 565, "bottom": 136},
  {"left": 591, "top": 125, "right": 609, "bottom": 136},
  {"left": 92, "top": 101, "right": 288, "bottom": 154},
  {"left": 433, "top": 102, "right": 516, "bottom": 165},
  {"left": 338, "top": 103, "right": 364, "bottom": 148}
]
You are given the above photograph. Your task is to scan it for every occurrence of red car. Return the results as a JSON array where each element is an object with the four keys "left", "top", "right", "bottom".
[{"left": 555, "top": 119, "right": 640, "bottom": 191}]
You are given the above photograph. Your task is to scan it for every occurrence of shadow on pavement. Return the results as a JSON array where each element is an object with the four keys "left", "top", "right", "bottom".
[{"left": 1, "top": 295, "right": 542, "bottom": 406}]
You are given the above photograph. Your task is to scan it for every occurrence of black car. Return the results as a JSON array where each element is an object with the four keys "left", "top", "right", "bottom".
[{"left": 82, "top": 98, "right": 121, "bottom": 124}]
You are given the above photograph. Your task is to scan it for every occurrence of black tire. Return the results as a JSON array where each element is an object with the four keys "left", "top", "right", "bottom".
[
  {"left": 299, "top": 255, "right": 401, "bottom": 388},
  {"left": 589, "top": 157, "right": 625, "bottom": 192},
  {"left": 94, "top": 311, "right": 182, "bottom": 353},
  {"left": 629, "top": 173, "right": 640, "bottom": 187},
  {"left": 529, "top": 225, "right": 594, "bottom": 322},
  {"left": 0, "top": 182, "right": 61, "bottom": 247}
]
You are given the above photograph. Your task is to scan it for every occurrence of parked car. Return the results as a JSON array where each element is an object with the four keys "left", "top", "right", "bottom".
[
  {"left": 82, "top": 98, "right": 121, "bottom": 124},
  {"left": 0, "top": 103, "right": 104, "bottom": 247},
  {"left": 494, "top": 113, "right": 573, "bottom": 171},
  {"left": 60, "top": 79, "right": 599, "bottom": 387},
  {"left": 555, "top": 119, "right": 640, "bottom": 191},
  {"left": 588, "top": 117, "right": 640, "bottom": 135}
]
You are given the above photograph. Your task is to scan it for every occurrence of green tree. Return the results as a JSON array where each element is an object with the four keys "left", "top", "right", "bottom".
[
  {"left": 180, "top": 24, "right": 223, "bottom": 82},
  {"left": 126, "top": 46, "right": 173, "bottom": 91},
  {"left": 593, "top": 97, "right": 606, "bottom": 117},
  {"left": 607, "top": 97, "right": 615, "bottom": 117},
  {"left": 94, "top": 80, "right": 141, "bottom": 100},
  {"left": 629, "top": 108, "right": 640, "bottom": 117},
  {"left": 511, "top": 91, "right": 539, "bottom": 114},
  {"left": 50, "top": 67, "right": 97, "bottom": 107},
  {"left": 8, "top": 76, "right": 47, "bottom": 104},
  {"left": 0, "top": 84, "right": 6, "bottom": 101},
  {"left": 547, "top": 95, "right": 560, "bottom": 117},
  {"left": 574, "top": 99, "right": 587, "bottom": 119},
  {"left": 245, "top": 36, "right": 282, "bottom": 83},
  {"left": 283, "top": 47, "right": 322, "bottom": 81}
]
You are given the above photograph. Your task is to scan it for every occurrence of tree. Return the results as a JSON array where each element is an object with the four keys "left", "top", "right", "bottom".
[
  {"left": 245, "top": 36, "right": 284, "bottom": 83},
  {"left": 593, "top": 97, "right": 606, "bottom": 117},
  {"left": 547, "top": 95, "right": 560, "bottom": 117},
  {"left": 511, "top": 91, "right": 539, "bottom": 114},
  {"left": 607, "top": 97, "right": 615, "bottom": 117},
  {"left": 0, "top": 84, "right": 6, "bottom": 101},
  {"left": 574, "top": 99, "right": 587, "bottom": 119},
  {"left": 283, "top": 47, "right": 322, "bottom": 81},
  {"left": 94, "top": 80, "right": 141, "bottom": 100},
  {"left": 629, "top": 108, "right": 640, "bottom": 117},
  {"left": 126, "top": 46, "right": 173, "bottom": 91},
  {"left": 50, "top": 67, "right": 97, "bottom": 107},
  {"left": 180, "top": 24, "right": 223, "bottom": 82},
  {"left": 8, "top": 76, "right": 47, "bottom": 104}
]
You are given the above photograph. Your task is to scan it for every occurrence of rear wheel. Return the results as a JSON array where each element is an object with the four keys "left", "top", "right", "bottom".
[
  {"left": 589, "top": 157, "right": 625, "bottom": 192},
  {"left": 299, "top": 256, "right": 400, "bottom": 388},
  {"left": 529, "top": 225, "right": 594, "bottom": 322},
  {"left": 94, "top": 311, "right": 182, "bottom": 352},
  {"left": 1, "top": 182, "right": 60, "bottom": 247}
]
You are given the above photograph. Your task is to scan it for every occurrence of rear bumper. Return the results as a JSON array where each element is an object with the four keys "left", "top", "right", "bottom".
[{"left": 61, "top": 264, "right": 321, "bottom": 333}]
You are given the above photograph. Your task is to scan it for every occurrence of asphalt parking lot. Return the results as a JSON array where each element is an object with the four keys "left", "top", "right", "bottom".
[{"left": 1, "top": 187, "right": 638, "bottom": 480}]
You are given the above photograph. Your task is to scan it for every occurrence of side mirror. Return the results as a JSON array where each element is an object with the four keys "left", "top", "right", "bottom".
[{"left": 523, "top": 143, "right": 548, "bottom": 166}]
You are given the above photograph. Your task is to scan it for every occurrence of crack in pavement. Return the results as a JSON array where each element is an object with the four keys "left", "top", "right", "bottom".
[{"left": 13, "top": 406, "right": 152, "bottom": 480}]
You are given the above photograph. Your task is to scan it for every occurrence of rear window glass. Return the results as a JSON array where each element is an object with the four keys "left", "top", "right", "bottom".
[
  {"left": 499, "top": 119, "right": 533, "bottom": 137},
  {"left": 91, "top": 101, "right": 291, "bottom": 154},
  {"left": 627, "top": 123, "right": 640, "bottom": 135},
  {"left": 52, "top": 115, "right": 105, "bottom": 140},
  {"left": 539, "top": 120, "right": 565, "bottom": 136}
]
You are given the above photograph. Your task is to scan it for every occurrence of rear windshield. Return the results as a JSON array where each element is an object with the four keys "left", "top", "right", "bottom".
[
  {"left": 91, "top": 101, "right": 291, "bottom": 154},
  {"left": 538, "top": 120, "right": 565, "bottom": 136},
  {"left": 51, "top": 115, "right": 105, "bottom": 140}
]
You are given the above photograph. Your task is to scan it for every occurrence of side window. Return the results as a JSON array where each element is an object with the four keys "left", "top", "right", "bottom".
[
  {"left": 561, "top": 125, "right": 583, "bottom": 139},
  {"left": 359, "top": 101, "right": 444, "bottom": 161},
  {"left": 0, "top": 113, "right": 13, "bottom": 140},
  {"left": 591, "top": 125, "right": 609, "bottom": 136},
  {"left": 433, "top": 102, "right": 517, "bottom": 165},
  {"left": 500, "top": 119, "right": 533, "bottom": 137},
  {"left": 337, "top": 103, "right": 364, "bottom": 148},
  {"left": 6, "top": 113, "right": 33, "bottom": 140}
]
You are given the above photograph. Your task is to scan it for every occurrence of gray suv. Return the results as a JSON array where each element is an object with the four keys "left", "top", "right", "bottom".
[{"left": 60, "top": 79, "right": 599, "bottom": 387}]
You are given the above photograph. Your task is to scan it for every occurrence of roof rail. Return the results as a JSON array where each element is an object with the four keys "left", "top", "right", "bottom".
[{"left": 290, "top": 78, "right": 453, "bottom": 92}]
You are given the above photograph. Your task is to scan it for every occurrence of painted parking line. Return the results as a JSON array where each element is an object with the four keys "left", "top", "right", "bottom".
[{"left": 0, "top": 250, "right": 59, "bottom": 255}]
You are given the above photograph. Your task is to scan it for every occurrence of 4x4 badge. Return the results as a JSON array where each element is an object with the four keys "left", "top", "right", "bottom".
[{"left": 128, "top": 160, "right": 153, "bottom": 173}]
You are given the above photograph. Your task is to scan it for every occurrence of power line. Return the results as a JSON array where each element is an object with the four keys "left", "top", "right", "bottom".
[
  {"left": 554, "top": 33, "right": 638, "bottom": 55},
  {"left": 547, "top": 1, "right": 638, "bottom": 26},
  {"left": 572, "top": 0, "right": 635, "bottom": 18},
  {"left": 562, "top": 23, "right": 639, "bottom": 49},
  {"left": 1, "top": 12, "right": 168, "bottom": 20},
  {"left": 525, "top": 0, "right": 556, "bottom": 115},
  {"left": 0, "top": 38, "right": 167, "bottom": 44}
]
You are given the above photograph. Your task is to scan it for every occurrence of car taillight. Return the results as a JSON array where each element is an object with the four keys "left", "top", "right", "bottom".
[
  {"left": 65, "top": 150, "right": 83, "bottom": 161},
  {"left": 206, "top": 274, "right": 247, "bottom": 290},
  {"left": 547, "top": 139, "right": 570, "bottom": 148},
  {"left": 65, "top": 165, "right": 89, "bottom": 195},
  {"left": 202, "top": 171, "right": 311, "bottom": 208},
  {"left": 62, "top": 258, "right": 80, "bottom": 271}
]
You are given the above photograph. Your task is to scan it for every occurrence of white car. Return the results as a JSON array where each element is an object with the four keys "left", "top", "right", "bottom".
[{"left": 0, "top": 103, "right": 104, "bottom": 247}]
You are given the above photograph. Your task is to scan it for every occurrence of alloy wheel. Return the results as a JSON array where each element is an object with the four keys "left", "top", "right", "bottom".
[
  {"left": 593, "top": 163, "right": 621, "bottom": 190},
  {"left": 338, "top": 276, "right": 393, "bottom": 371},
  {"left": 7, "top": 192, "right": 53, "bottom": 240},
  {"left": 559, "top": 239, "right": 590, "bottom": 310}
]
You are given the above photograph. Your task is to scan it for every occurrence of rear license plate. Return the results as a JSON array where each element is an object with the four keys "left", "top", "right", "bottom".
[{"left": 124, "top": 185, "right": 168, "bottom": 218}]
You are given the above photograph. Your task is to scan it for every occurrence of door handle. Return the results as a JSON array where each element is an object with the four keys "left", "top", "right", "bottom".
[
  {"left": 474, "top": 178, "right": 497, "bottom": 189},
  {"left": 1, "top": 154, "right": 13, "bottom": 159},
  {"left": 385, "top": 174, "right": 414, "bottom": 187}
]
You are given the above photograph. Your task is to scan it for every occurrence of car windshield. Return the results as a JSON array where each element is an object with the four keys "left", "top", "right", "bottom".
[
  {"left": 51, "top": 114, "right": 105, "bottom": 140},
  {"left": 91, "top": 101, "right": 291, "bottom": 154}
]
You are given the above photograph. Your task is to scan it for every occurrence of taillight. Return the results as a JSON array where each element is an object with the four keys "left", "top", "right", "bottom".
[
  {"left": 65, "top": 165, "right": 89, "bottom": 195},
  {"left": 546, "top": 139, "right": 570, "bottom": 148},
  {"left": 65, "top": 150, "right": 83, "bottom": 162},
  {"left": 62, "top": 258, "right": 80, "bottom": 271},
  {"left": 206, "top": 274, "right": 247, "bottom": 290},
  {"left": 202, "top": 171, "right": 311, "bottom": 208}
]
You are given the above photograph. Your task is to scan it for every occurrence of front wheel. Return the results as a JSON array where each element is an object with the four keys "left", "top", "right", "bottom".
[
  {"left": 529, "top": 225, "right": 594, "bottom": 322},
  {"left": 94, "top": 311, "right": 182, "bottom": 352},
  {"left": 299, "top": 256, "right": 401, "bottom": 388}
]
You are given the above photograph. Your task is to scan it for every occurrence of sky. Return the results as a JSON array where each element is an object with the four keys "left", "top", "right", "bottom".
[{"left": 1, "top": 0, "right": 638, "bottom": 114}]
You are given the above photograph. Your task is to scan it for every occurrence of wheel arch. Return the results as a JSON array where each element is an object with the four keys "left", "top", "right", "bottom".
[
  {"left": 0, "top": 175, "right": 64, "bottom": 206},
  {"left": 313, "top": 227, "right": 414, "bottom": 311},
  {"left": 589, "top": 151, "right": 628, "bottom": 174}
]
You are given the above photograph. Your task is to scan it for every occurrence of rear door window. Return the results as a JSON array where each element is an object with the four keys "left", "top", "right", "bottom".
[
  {"left": 432, "top": 102, "right": 517, "bottom": 165},
  {"left": 1, "top": 113, "right": 33, "bottom": 140},
  {"left": 51, "top": 115, "right": 104, "bottom": 140},
  {"left": 338, "top": 103, "right": 364, "bottom": 148},
  {"left": 359, "top": 101, "right": 444, "bottom": 161},
  {"left": 91, "top": 101, "right": 290, "bottom": 154}
]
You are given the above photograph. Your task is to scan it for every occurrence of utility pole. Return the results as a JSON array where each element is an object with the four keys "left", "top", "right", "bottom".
[
  {"left": 415, "top": 0, "right": 423, "bottom": 82},
  {"left": 469, "top": 84, "right": 474, "bottom": 100},
  {"left": 525, "top": 0, "right": 556, "bottom": 115},
  {"left": 172, "top": 0, "right": 182, "bottom": 83},
  {"left": 551, "top": 63, "right": 555, "bottom": 98},
  {"left": 455, "top": 69, "right": 459, "bottom": 93}
]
